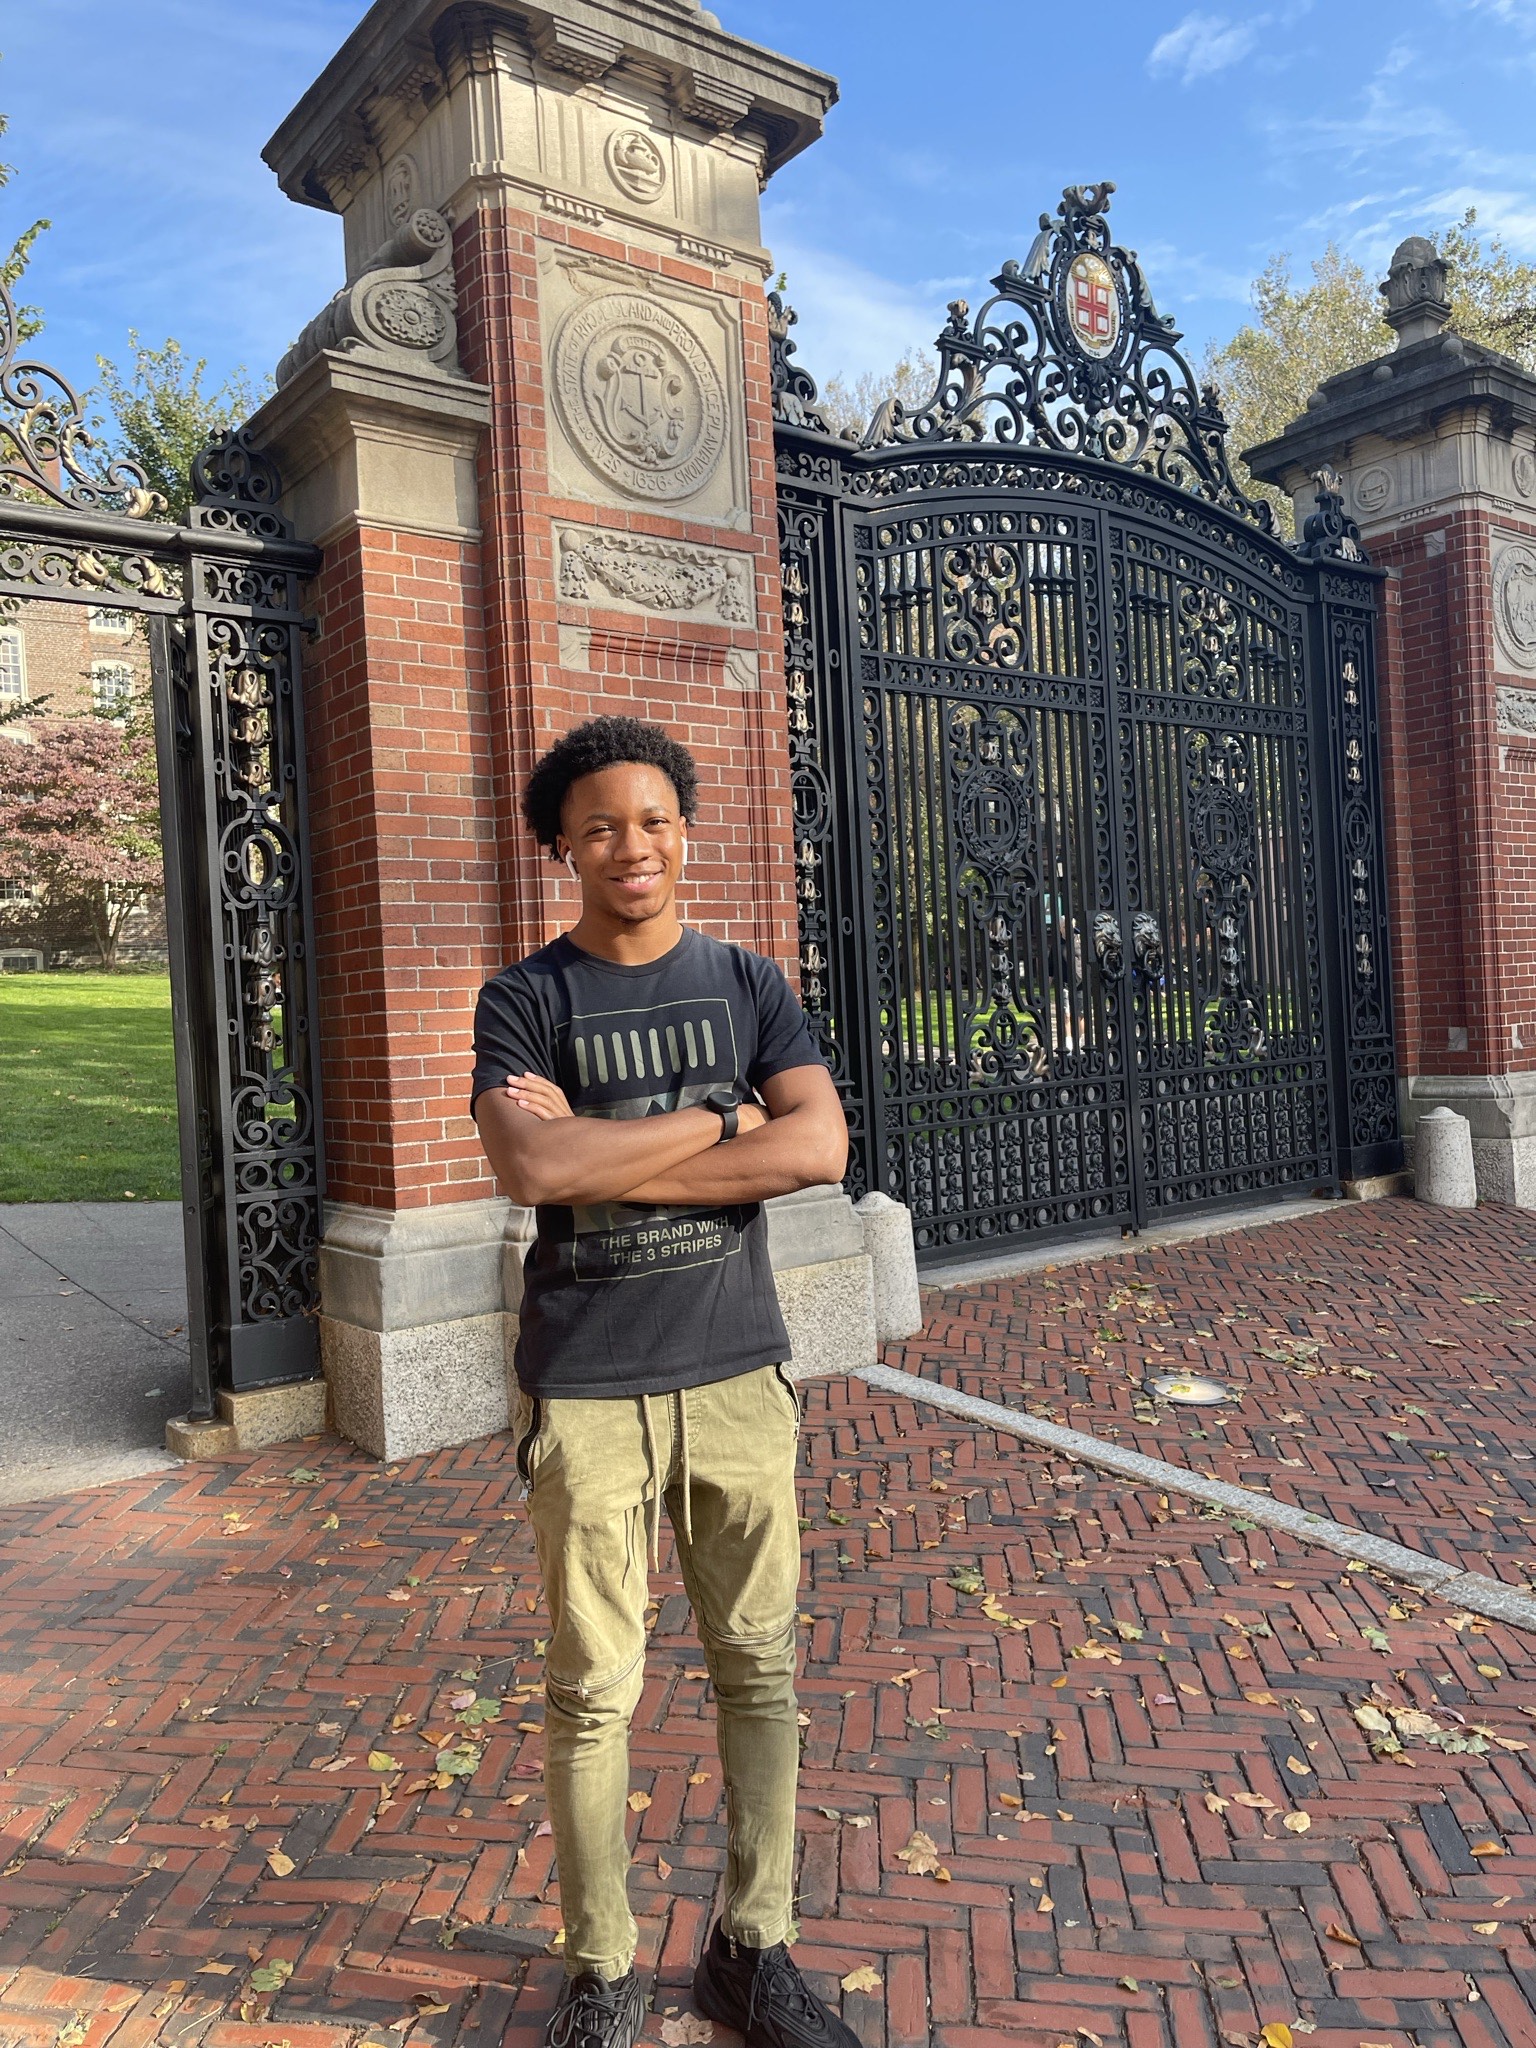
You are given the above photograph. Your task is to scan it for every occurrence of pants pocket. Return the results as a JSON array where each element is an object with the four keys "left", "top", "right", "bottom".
[
  {"left": 514, "top": 1395, "right": 543, "bottom": 1487},
  {"left": 772, "top": 1363, "right": 804, "bottom": 1429}
]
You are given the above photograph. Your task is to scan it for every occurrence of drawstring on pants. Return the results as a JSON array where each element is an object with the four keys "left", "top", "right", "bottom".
[{"left": 637, "top": 1388, "right": 694, "bottom": 1573}]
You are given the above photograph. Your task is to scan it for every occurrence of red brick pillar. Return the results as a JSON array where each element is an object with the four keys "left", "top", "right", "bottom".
[
  {"left": 254, "top": 1, "right": 842, "bottom": 1455},
  {"left": 1250, "top": 237, "right": 1536, "bottom": 1203}
]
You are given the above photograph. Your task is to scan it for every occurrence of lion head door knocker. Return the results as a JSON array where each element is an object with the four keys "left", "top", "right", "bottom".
[
  {"left": 1132, "top": 911, "right": 1166, "bottom": 984},
  {"left": 1093, "top": 911, "right": 1125, "bottom": 979}
]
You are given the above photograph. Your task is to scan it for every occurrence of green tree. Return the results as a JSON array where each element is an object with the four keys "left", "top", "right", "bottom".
[
  {"left": 1, "top": 86, "right": 49, "bottom": 338},
  {"left": 1211, "top": 212, "right": 1536, "bottom": 529},
  {"left": 94, "top": 335, "right": 262, "bottom": 521},
  {"left": 818, "top": 347, "right": 938, "bottom": 442}
]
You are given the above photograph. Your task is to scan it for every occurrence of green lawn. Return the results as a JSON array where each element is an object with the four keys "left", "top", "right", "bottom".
[{"left": 0, "top": 972, "right": 180, "bottom": 1202}]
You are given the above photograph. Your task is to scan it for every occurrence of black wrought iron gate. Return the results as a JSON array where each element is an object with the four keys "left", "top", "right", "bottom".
[
  {"left": 0, "top": 281, "right": 324, "bottom": 1408},
  {"left": 772, "top": 185, "right": 1401, "bottom": 1260}
]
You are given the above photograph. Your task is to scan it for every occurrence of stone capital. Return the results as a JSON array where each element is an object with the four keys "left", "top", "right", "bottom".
[
  {"left": 246, "top": 346, "right": 492, "bottom": 546},
  {"left": 264, "top": 0, "right": 836, "bottom": 210}
]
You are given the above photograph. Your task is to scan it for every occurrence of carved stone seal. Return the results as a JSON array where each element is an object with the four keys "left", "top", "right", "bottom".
[
  {"left": 605, "top": 129, "right": 667, "bottom": 204},
  {"left": 550, "top": 294, "right": 726, "bottom": 503},
  {"left": 1494, "top": 540, "right": 1536, "bottom": 669}
]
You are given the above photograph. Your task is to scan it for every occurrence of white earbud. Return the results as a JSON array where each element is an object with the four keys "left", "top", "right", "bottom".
[
  {"left": 680, "top": 840, "right": 689, "bottom": 875},
  {"left": 564, "top": 851, "right": 579, "bottom": 882}
]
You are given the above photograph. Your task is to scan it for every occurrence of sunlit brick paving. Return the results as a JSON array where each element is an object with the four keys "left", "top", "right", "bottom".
[{"left": 2, "top": 1196, "right": 1534, "bottom": 2048}]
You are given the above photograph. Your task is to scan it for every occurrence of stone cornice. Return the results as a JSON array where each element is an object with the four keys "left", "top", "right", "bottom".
[
  {"left": 264, "top": 0, "right": 837, "bottom": 211},
  {"left": 1246, "top": 332, "right": 1536, "bottom": 489}
]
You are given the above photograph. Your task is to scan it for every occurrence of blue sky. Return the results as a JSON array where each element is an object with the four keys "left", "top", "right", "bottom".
[{"left": 3, "top": 0, "right": 1534, "bottom": 408}]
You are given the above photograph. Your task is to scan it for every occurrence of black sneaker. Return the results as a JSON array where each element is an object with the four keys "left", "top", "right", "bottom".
[
  {"left": 544, "top": 1967, "right": 645, "bottom": 2048},
  {"left": 693, "top": 1919, "right": 866, "bottom": 2048}
]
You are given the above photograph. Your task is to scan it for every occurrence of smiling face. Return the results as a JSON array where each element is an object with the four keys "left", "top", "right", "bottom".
[{"left": 557, "top": 761, "right": 687, "bottom": 930}]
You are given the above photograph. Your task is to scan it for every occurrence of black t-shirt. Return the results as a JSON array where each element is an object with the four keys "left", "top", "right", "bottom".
[{"left": 471, "top": 927, "right": 824, "bottom": 1399}]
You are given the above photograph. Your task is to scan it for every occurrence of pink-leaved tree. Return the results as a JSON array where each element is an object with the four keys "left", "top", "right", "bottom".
[{"left": 0, "top": 713, "right": 163, "bottom": 969}]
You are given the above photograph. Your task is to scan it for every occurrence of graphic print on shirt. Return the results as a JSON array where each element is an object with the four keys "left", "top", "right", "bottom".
[{"left": 561, "top": 996, "right": 746, "bottom": 1282}]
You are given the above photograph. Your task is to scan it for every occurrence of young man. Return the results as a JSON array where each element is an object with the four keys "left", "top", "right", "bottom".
[{"left": 471, "top": 716, "right": 863, "bottom": 2048}]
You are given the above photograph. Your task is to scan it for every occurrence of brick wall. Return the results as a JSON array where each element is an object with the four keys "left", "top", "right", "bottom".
[
  {"left": 304, "top": 524, "right": 502, "bottom": 1210},
  {"left": 1370, "top": 504, "right": 1536, "bottom": 1077},
  {"left": 301, "top": 200, "right": 798, "bottom": 1214}
]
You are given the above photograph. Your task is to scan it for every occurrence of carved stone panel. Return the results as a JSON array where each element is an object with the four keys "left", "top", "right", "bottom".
[
  {"left": 539, "top": 246, "right": 749, "bottom": 529},
  {"left": 1496, "top": 684, "right": 1536, "bottom": 736},
  {"left": 1492, "top": 534, "right": 1536, "bottom": 675},
  {"left": 555, "top": 521, "right": 756, "bottom": 626}
]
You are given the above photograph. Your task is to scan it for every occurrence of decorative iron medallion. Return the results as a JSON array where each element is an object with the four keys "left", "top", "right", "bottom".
[{"left": 550, "top": 293, "right": 725, "bottom": 502}]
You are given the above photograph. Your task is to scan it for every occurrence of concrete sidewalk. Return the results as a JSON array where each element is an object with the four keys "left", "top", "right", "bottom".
[{"left": 0, "top": 1201, "right": 187, "bottom": 1505}]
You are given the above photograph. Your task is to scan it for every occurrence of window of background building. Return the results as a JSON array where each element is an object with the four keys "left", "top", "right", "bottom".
[
  {"left": 0, "top": 879, "right": 34, "bottom": 903},
  {"left": 0, "top": 627, "right": 26, "bottom": 705},
  {"left": 89, "top": 607, "right": 133, "bottom": 636},
  {"left": 91, "top": 660, "right": 134, "bottom": 716}
]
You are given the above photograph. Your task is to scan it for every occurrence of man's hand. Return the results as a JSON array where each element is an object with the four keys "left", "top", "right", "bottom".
[
  {"left": 612, "top": 1065, "right": 846, "bottom": 1205},
  {"left": 503, "top": 1072, "right": 574, "bottom": 1121}
]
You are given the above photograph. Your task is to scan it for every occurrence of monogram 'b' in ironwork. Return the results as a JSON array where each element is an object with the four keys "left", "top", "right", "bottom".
[{"left": 772, "top": 185, "right": 1400, "bottom": 1259}]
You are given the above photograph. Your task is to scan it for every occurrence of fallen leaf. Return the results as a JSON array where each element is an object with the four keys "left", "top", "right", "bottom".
[
  {"left": 688, "top": 1771, "right": 712, "bottom": 1785},
  {"left": 896, "top": 1829, "right": 943, "bottom": 1876},
  {"left": 999, "top": 1793, "right": 1023, "bottom": 1808},
  {"left": 658, "top": 1856, "right": 672, "bottom": 1879},
  {"left": 1260, "top": 2026, "right": 1293, "bottom": 2048},
  {"left": 841, "top": 1965, "right": 883, "bottom": 1993},
  {"left": 847, "top": 1815, "right": 873, "bottom": 1828},
  {"left": 1472, "top": 1922, "right": 1500, "bottom": 1935},
  {"left": 1470, "top": 1841, "right": 1505, "bottom": 1857},
  {"left": 1204, "top": 1792, "right": 1230, "bottom": 1814},
  {"left": 1283, "top": 1813, "right": 1312, "bottom": 1834},
  {"left": 1285, "top": 1757, "right": 1312, "bottom": 1777},
  {"left": 1038, "top": 1892, "right": 1054, "bottom": 1913},
  {"left": 386, "top": 1588, "right": 411, "bottom": 1603},
  {"left": 265, "top": 1850, "right": 295, "bottom": 1877},
  {"left": 196, "top": 1960, "right": 236, "bottom": 1975},
  {"left": 367, "top": 1752, "right": 399, "bottom": 1773},
  {"left": 448, "top": 1688, "right": 476, "bottom": 1710},
  {"left": 1476, "top": 1664, "right": 1503, "bottom": 1679},
  {"left": 1324, "top": 1923, "right": 1362, "bottom": 1948},
  {"left": 413, "top": 1997, "right": 451, "bottom": 2015},
  {"left": 1233, "top": 1792, "right": 1277, "bottom": 1810},
  {"left": 627, "top": 1791, "right": 651, "bottom": 1812},
  {"left": 660, "top": 2017, "right": 714, "bottom": 2045},
  {"left": 248, "top": 1958, "right": 293, "bottom": 1994}
]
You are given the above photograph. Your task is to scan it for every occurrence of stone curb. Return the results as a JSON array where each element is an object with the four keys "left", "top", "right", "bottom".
[{"left": 860, "top": 1363, "right": 1536, "bottom": 1633}]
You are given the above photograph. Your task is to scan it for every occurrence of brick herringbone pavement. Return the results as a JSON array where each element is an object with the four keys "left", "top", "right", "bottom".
[{"left": 1, "top": 1198, "right": 1534, "bottom": 2048}]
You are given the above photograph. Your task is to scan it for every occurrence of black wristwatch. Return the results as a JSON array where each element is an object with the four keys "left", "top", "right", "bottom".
[{"left": 703, "top": 1087, "right": 739, "bottom": 1142}]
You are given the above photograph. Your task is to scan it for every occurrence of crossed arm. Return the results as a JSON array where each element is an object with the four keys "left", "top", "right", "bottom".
[{"left": 473, "top": 1062, "right": 849, "bottom": 1210}]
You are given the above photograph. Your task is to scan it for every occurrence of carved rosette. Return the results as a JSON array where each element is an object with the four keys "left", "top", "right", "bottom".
[{"left": 275, "top": 208, "right": 462, "bottom": 388}]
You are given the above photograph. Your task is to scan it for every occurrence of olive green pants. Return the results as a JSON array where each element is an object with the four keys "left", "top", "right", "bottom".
[{"left": 514, "top": 1364, "right": 804, "bottom": 1980}]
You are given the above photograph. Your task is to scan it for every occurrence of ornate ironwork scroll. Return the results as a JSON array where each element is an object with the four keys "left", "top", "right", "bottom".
[
  {"left": 772, "top": 185, "right": 1276, "bottom": 532},
  {"left": 0, "top": 277, "right": 165, "bottom": 517},
  {"left": 0, "top": 339, "right": 324, "bottom": 1402},
  {"left": 182, "top": 430, "right": 325, "bottom": 1386},
  {"left": 1312, "top": 534, "right": 1399, "bottom": 1174},
  {"left": 772, "top": 185, "right": 1398, "bottom": 1262}
]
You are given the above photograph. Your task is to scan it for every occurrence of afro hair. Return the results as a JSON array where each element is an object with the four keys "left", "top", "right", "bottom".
[{"left": 521, "top": 715, "right": 700, "bottom": 858}]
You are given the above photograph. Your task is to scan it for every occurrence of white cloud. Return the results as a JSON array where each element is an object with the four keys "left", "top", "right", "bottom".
[
  {"left": 1146, "top": 11, "right": 1264, "bottom": 84},
  {"left": 761, "top": 218, "right": 942, "bottom": 387}
]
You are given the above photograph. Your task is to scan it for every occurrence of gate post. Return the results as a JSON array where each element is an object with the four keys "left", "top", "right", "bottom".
[
  {"left": 254, "top": 2, "right": 868, "bottom": 1458},
  {"left": 1296, "top": 482, "right": 1403, "bottom": 1190},
  {"left": 1250, "top": 237, "right": 1536, "bottom": 1204}
]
